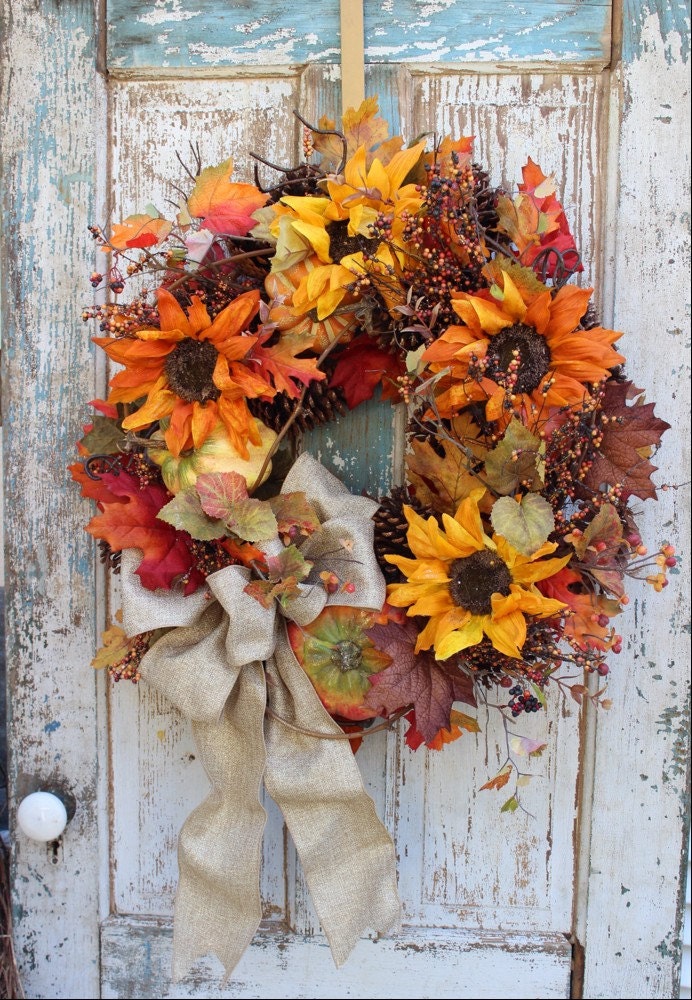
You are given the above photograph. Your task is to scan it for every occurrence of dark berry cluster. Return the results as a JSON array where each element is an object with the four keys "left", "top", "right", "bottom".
[{"left": 507, "top": 686, "right": 543, "bottom": 717}]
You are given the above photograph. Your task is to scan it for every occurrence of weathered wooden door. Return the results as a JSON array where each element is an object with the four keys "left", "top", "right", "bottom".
[{"left": 2, "top": 2, "right": 689, "bottom": 998}]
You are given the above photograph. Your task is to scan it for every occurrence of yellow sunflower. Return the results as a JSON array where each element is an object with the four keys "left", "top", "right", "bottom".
[
  {"left": 386, "top": 490, "right": 569, "bottom": 660},
  {"left": 95, "top": 287, "right": 273, "bottom": 459},
  {"left": 271, "top": 142, "right": 425, "bottom": 319},
  {"left": 422, "top": 269, "right": 625, "bottom": 422}
]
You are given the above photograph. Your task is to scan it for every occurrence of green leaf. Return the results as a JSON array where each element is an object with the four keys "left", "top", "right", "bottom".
[
  {"left": 490, "top": 494, "right": 554, "bottom": 556},
  {"left": 157, "top": 491, "right": 226, "bottom": 540},
  {"left": 484, "top": 418, "right": 543, "bottom": 494},
  {"left": 500, "top": 795, "right": 519, "bottom": 813},
  {"left": 226, "top": 499, "right": 278, "bottom": 543},
  {"left": 78, "top": 415, "right": 126, "bottom": 456}
]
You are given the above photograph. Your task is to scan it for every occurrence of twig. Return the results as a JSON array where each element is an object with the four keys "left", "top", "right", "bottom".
[{"left": 265, "top": 706, "right": 408, "bottom": 741}]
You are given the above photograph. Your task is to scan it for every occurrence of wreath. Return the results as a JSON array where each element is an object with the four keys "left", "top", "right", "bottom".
[{"left": 71, "top": 98, "right": 673, "bottom": 979}]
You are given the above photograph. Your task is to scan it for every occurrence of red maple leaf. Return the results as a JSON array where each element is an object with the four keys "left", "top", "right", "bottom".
[
  {"left": 363, "top": 620, "right": 476, "bottom": 743},
  {"left": 584, "top": 380, "right": 670, "bottom": 500},
  {"left": 330, "top": 336, "right": 406, "bottom": 408},
  {"left": 82, "top": 469, "right": 203, "bottom": 592}
]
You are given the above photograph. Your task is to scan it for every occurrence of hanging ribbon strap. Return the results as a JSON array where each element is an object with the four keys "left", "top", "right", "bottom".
[{"left": 121, "top": 454, "right": 401, "bottom": 981}]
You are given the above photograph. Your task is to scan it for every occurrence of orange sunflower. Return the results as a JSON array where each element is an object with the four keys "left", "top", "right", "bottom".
[
  {"left": 422, "top": 269, "right": 625, "bottom": 422},
  {"left": 386, "top": 490, "right": 569, "bottom": 660},
  {"left": 95, "top": 287, "right": 274, "bottom": 458}
]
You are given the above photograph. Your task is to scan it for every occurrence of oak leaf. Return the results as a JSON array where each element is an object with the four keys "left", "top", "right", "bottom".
[{"left": 406, "top": 412, "right": 488, "bottom": 515}]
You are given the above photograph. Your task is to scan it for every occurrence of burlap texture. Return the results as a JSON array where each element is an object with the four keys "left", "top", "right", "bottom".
[{"left": 120, "top": 453, "right": 401, "bottom": 981}]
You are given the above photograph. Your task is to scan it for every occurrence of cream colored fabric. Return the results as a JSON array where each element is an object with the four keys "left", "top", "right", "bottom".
[{"left": 120, "top": 454, "right": 401, "bottom": 981}]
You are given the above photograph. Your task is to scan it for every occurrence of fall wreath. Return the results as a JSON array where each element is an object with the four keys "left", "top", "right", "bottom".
[{"left": 71, "top": 99, "right": 673, "bottom": 979}]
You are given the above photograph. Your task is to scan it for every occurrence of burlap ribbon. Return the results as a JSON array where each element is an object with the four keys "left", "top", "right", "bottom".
[{"left": 120, "top": 453, "right": 401, "bottom": 981}]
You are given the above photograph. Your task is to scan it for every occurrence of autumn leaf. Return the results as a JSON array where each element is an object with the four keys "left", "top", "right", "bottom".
[
  {"left": 407, "top": 412, "right": 487, "bottom": 515},
  {"left": 584, "top": 380, "right": 670, "bottom": 500},
  {"left": 342, "top": 97, "right": 390, "bottom": 156},
  {"left": 106, "top": 213, "right": 172, "bottom": 251},
  {"left": 480, "top": 764, "right": 512, "bottom": 792},
  {"left": 244, "top": 577, "right": 302, "bottom": 609},
  {"left": 187, "top": 157, "right": 269, "bottom": 236},
  {"left": 250, "top": 331, "right": 325, "bottom": 399},
  {"left": 311, "top": 115, "right": 346, "bottom": 171},
  {"left": 157, "top": 490, "right": 226, "bottom": 541},
  {"left": 484, "top": 418, "right": 544, "bottom": 495},
  {"left": 265, "top": 544, "right": 313, "bottom": 584},
  {"left": 329, "top": 335, "right": 406, "bottom": 408},
  {"left": 78, "top": 414, "right": 126, "bottom": 456},
  {"left": 363, "top": 619, "right": 476, "bottom": 743},
  {"left": 571, "top": 503, "right": 623, "bottom": 560},
  {"left": 196, "top": 471, "right": 249, "bottom": 519},
  {"left": 69, "top": 461, "right": 127, "bottom": 506},
  {"left": 539, "top": 567, "right": 621, "bottom": 651},
  {"left": 490, "top": 494, "right": 554, "bottom": 557},
  {"left": 91, "top": 612, "right": 130, "bottom": 670},
  {"left": 268, "top": 492, "right": 322, "bottom": 541},
  {"left": 84, "top": 470, "right": 203, "bottom": 592}
]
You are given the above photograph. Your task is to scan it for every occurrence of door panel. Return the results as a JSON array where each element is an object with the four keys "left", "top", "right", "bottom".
[{"left": 103, "top": 62, "right": 602, "bottom": 995}]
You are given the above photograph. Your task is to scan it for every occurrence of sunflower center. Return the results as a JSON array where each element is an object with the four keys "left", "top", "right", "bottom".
[
  {"left": 449, "top": 550, "right": 513, "bottom": 615},
  {"left": 326, "top": 219, "right": 376, "bottom": 262},
  {"left": 164, "top": 338, "right": 221, "bottom": 404},
  {"left": 332, "top": 639, "right": 363, "bottom": 673},
  {"left": 486, "top": 322, "right": 551, "bottom": 394}
]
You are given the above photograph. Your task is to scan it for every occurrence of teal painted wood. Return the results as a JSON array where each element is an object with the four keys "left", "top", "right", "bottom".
[
  {"left": 622, "top": 0, "right": 689, "bottom": 63},
  {"left": 0, "top": 0, "right": 104, "bottom": 996},
  {"left": 107, "top": 0, "right": 612, "bottom": 71}
]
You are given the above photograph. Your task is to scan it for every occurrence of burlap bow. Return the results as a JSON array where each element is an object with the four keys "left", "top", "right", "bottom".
[{"left": 120, "top": 453, "right": 401, "bottom": 981}]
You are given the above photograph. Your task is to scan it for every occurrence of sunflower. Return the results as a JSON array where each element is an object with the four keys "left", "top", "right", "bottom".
[
  {"left": 385, "top": 490, "right": 569, "bottom": 660},
  {"left": 95, "top": 287, "right": 274, "bottom": 458},
  {"left": 270, "top": 142, "right": 425, "bottom": 319},
  {"left": 422, "top": 269, "right": 625, "bottom": 422}
]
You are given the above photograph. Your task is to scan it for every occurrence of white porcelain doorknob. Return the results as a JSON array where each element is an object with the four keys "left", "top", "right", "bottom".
[{"left": 17, "top": 791, "right": 69, "bottom": 842}]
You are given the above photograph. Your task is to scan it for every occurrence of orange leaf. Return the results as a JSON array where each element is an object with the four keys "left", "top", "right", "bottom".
[
  {"left": 342, "top": 97, "right": 389, "bottom": 156},
  {"left": 187, "top": 157, "right": 268, "bottom": 236},
  {"left": 480, "top": 765, "right": 512, "bottom": 791},
  {"left": 106, "top": 214, "right": 172, "bottom": 251}
]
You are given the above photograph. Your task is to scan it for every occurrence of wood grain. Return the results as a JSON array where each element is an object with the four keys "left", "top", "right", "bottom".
[
  {"left": 106, "top": 0, "right": 612, "bottom": 72},
  {"left": 0, "top": 1, "right": 106, "bottom": 996}
]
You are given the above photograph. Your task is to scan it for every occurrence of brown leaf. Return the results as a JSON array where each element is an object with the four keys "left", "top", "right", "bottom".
[
  {"left": 585, "top": 381, "right": 670, "bottom": 500},
  {"left": 407, "top": 412, "right": 488, "bottom": 514},
  {"left": 363, "top": 620, "right": 476, "bottom": 742},
  {"left": 480, "top": 765, "right": 512, "bottom": 791}
]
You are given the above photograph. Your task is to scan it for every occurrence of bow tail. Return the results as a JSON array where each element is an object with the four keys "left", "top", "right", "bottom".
[
  {"left": 171, "top": 661, "right": 268, "bottom": 982},
  {"left": 263, "top": 626, "right": 401, "bottom": 966}
]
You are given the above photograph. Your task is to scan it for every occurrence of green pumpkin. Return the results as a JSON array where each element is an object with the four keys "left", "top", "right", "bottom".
[
  {"left": 287, "top": 606, "right": 392, "bottom": 721},
  {"left": 148, "top": 418, "right": 277, "bottom": 494}
]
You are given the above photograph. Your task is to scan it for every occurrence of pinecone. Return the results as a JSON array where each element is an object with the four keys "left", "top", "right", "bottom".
[
  {"left": 98, "top": 539, "right": 121, "bottom": 575},
  {"left": 472, "top": 164, "right": 501, "bottom": 235},
  {"left": 373, "top": 487, "right": 433, "bottom": 583},
  {"left": 248, "top": 381, "right": 347, "bottom": 435}
]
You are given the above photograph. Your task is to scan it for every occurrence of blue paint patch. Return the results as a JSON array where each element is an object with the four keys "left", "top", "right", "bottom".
[
  {"left": 623, "top": 0, "right": 690, "bottom": 65},
  {"left": 43, "top": 720, "right": 61, "bottom": 733},
  {"left": 107, "top": 0, "right": 612, "bottom": 69}
]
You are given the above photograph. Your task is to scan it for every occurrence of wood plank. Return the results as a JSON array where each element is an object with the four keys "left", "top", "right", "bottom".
[
  {"left": 101, "top": 915, "right": 572, "bottom": 999},
  {"left": 0, "top": 1, "right": 105, "bottom": 996},
  {"left": 580, "top": 4, "right": 691, "bottom": 996},
  {"left": 106, "top": 0, "right": 612, "bottom": 73},
  {"left": 107, "top": 76, "right": 303, "bottom": 921}
]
